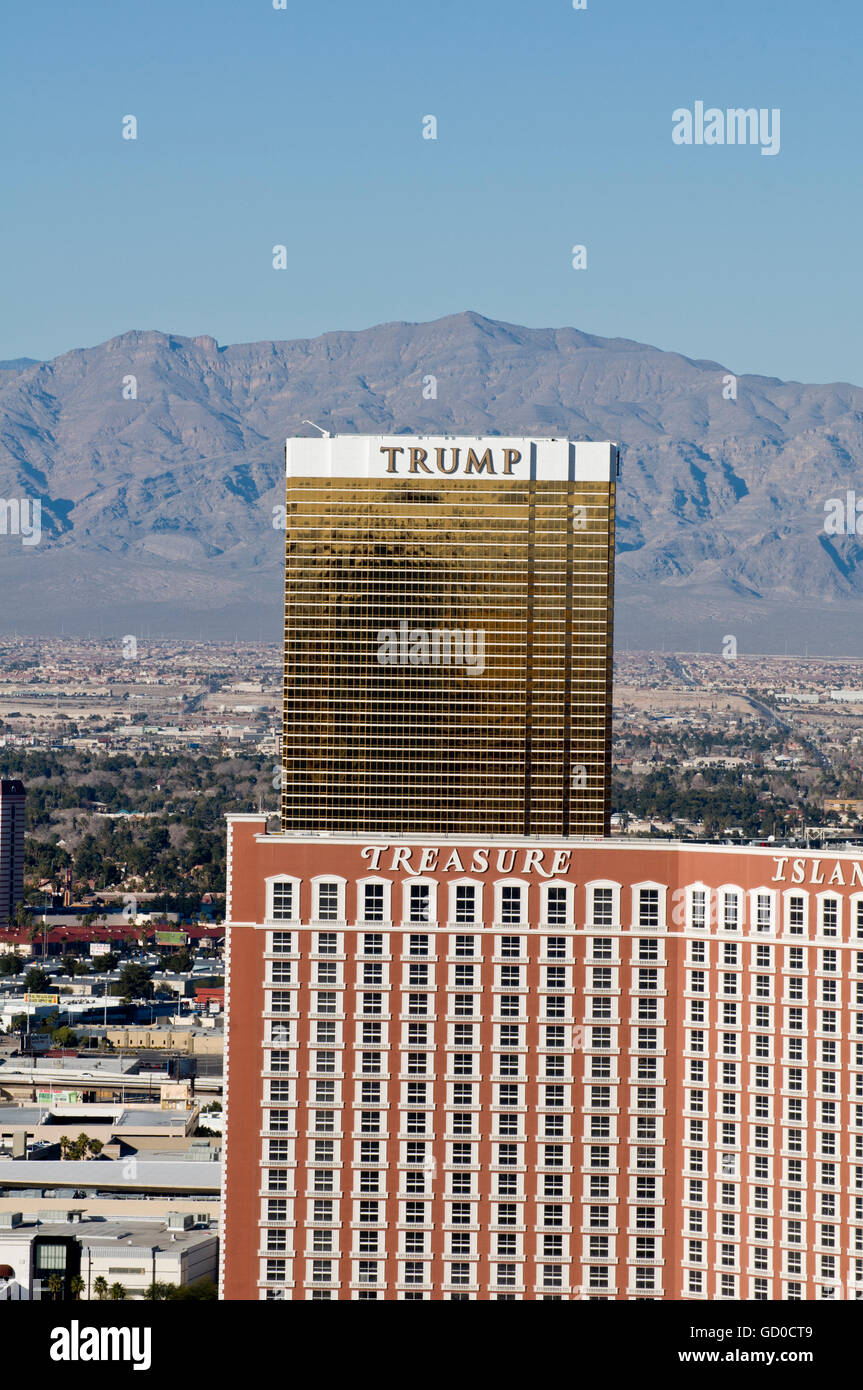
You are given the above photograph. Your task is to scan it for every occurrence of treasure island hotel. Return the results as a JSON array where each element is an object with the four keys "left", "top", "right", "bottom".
[{"left": 222, "top": 434, "right": 863, "bottom": 1301}]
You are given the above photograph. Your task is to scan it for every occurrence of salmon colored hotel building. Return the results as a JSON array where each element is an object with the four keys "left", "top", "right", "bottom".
[{"left": 221, "top": 437, "right": 863, "bottom": 1299}]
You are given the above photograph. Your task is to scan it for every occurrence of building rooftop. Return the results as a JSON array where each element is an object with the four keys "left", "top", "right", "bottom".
[
  {"left": 0, "top": 1215, "right": 216, "bottom": 1251},
  {"left": 0, "top": 1104, "right": 190, "bottom": 1130},
  {"left": 0, "top": 1159, "right": 221, "bottom": 1192},
  {"left": 0, "top": 1056, "right": 142, "bottom": 1078}
]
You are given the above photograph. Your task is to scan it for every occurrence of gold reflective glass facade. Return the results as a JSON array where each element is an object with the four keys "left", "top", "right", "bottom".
[{"left": 281, "top": 458, "right": 616, "bottom": 836}]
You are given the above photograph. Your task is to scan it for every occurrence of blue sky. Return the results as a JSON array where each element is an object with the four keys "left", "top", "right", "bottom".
[{"left": 2, "top": 0, "right": 860, "bottom": 383}]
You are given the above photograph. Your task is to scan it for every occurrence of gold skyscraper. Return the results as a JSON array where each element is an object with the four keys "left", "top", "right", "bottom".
[{"left": 281, "top": 434, "right": 618, "bottom": 836}]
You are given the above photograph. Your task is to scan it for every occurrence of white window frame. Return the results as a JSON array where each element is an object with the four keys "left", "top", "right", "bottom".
[
  {"left": 816, "top": 892, "right": 842, "bottom": 940},
  {"left": 357, "top": 876, "right": 392, "bottom": 925},
  {"left": 631, "top": 882, "right": 667, "bottom": 932},
  {"left": 749, "top": 888, "right": 777, "bottom": 936},
  {"left": 542, "top": 880, "right": 574, "bottom": 927},
  {"left": 447, "top": 878, "right": 483, "bottom": 927},
  {"left": 586, "top": 880, "right": 621, "bottom": 929},
  {"left": 783, "top": 888, "right": 809, "bottom": 937},
  {"left": 716, "top": 885, "right": 742, "bottom": 933},
  {"left": 686, "top": 883, "right": 710, "bottom": 931},
  {"left": 311, "top": 874, "right": 347, "bottom": 924},
  {"left": 402, "top": 877, "right": 438, "bottom": 927},
  {"left": 265, "top": 874, "right": 301, "bottom": 924},
  {"left": 493, "top": 878, "right": 529, "bottom": 927}
]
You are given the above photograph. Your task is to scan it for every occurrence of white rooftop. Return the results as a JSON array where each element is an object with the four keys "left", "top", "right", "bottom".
[{"left": 285, "top": 434, "right": 619, "bottom": 483}]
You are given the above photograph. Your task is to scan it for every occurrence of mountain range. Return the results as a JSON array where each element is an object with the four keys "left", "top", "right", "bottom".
[{"left": 2, "top": 310, "right": 862, "bottom": 654}]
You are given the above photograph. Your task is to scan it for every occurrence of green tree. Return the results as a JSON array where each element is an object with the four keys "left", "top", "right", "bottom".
[
  {"left": 108, "top": 1282, "right": 127, "bottom": 1301},
  {"left": 93, "top": 1276, "right": 108, "bottom": 1301},
  {"left": 50, "top": 1025, "right": 78, "bottom": 1048},
  {"left": 47, "top": 1273, "right": 64, "bottom": 1301},
  {"left": 0, "top": 953, "right": 23, "bottom": 976},
  {"left": 10, "top": 900, "right": 31, "bottom": 931},
  {"left": 69, "top": 1275, "right": 85, "bottom": 1301},
  {"left": 165, "top": 948, "right": 192, "bottom": 973},
  {"left": 117, "top": 962, "right": 153, "bottom": 1001},
  {"left": 22, "top": 966, "right": 51, "bottom": 993},
  {"left": 171, "top": 1276, "right": 218, "bottom": 1301},
  {"left": 144, "top": 1281, "right": 176, "bottom": 1300}
]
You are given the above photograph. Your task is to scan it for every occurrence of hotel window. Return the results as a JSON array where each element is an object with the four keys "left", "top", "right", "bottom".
[
  {"left": 315, "top": 961, "right": 338, "bottom": 987},
  {"left": 591, "top": 888, "right": 614, "bottom": 926},
  {"left": 546, "top": 886, "right": 569, "bottom": 925},
  {"left": 362, "top": 883, "right": 385, "bottom": 922},
  {"left": 499, "top": 936, "right": 523, "bottom": 958},
  {"left": 856, "top": 901, "right": 863, "bottom": 939},
  {"left": 755, "top": 894, "right": 773, "bottom": 933},
  {"left": 820, "top": 898, "right": 839, "bottom": 938},
  {"left": 362, "top": 962, "right": 383, "bottom": 989},
  {"left": 270, "top": 880, "right": 296, "bottom": 921},
  {"left": 721, "top": 891, "right": 740, "bottom": 931},
  {"left": 454, "top": 885, "right": 477, "bottom": 924},
  {"left": 315, "top": 932, "right": 337, "bottom": 955},
  {"left": 270, "top": 930, "right": 293, "bottom": 955},
  {"left": 408, "top": 885, "right": 431, "bottom": 924},
  {"left": 315, "top": 881, "right": 341, "bottom": 921},
  {"left": 500, "top": 886, "right": 524, "bottom": 925},
  {"left": 788, "top": 895, "right": 805, "bottom": 935},
  {"left": 408, "top": 961, "right": 428, "bottom": 989},
  {"left": 690, "top": 890, "right": 707, "bottom": 930},
  {"left": 546, "top": 936, "right": 568, "bottom": 959},
  {"left": 454, "top": 935, "right": 476, "bottom": 957},
  {"left": 638, "top": 889, "right": 659, "bottom": 929}
]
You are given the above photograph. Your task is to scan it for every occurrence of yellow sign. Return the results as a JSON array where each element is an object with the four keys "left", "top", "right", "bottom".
[{"left": 24, "top": 993, "right": 60, "bottom": 1005}]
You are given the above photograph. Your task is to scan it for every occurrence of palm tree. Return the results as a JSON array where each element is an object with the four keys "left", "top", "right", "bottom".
[
  {"left": 108, "top": 1282, "right": 127, "bottom": 1301},
  {"left": 47, "top": 1273, "right": 63, "bottom": 1301},
  {"left": 69, "top": 1275, "right": 84, "bottom": 1301},
  {"left": 93, "top": 1276, "right": 108, "bottom": 1301},
  {"left": 59, "top": 1135, "right": 71, "bottom": 1161}
]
